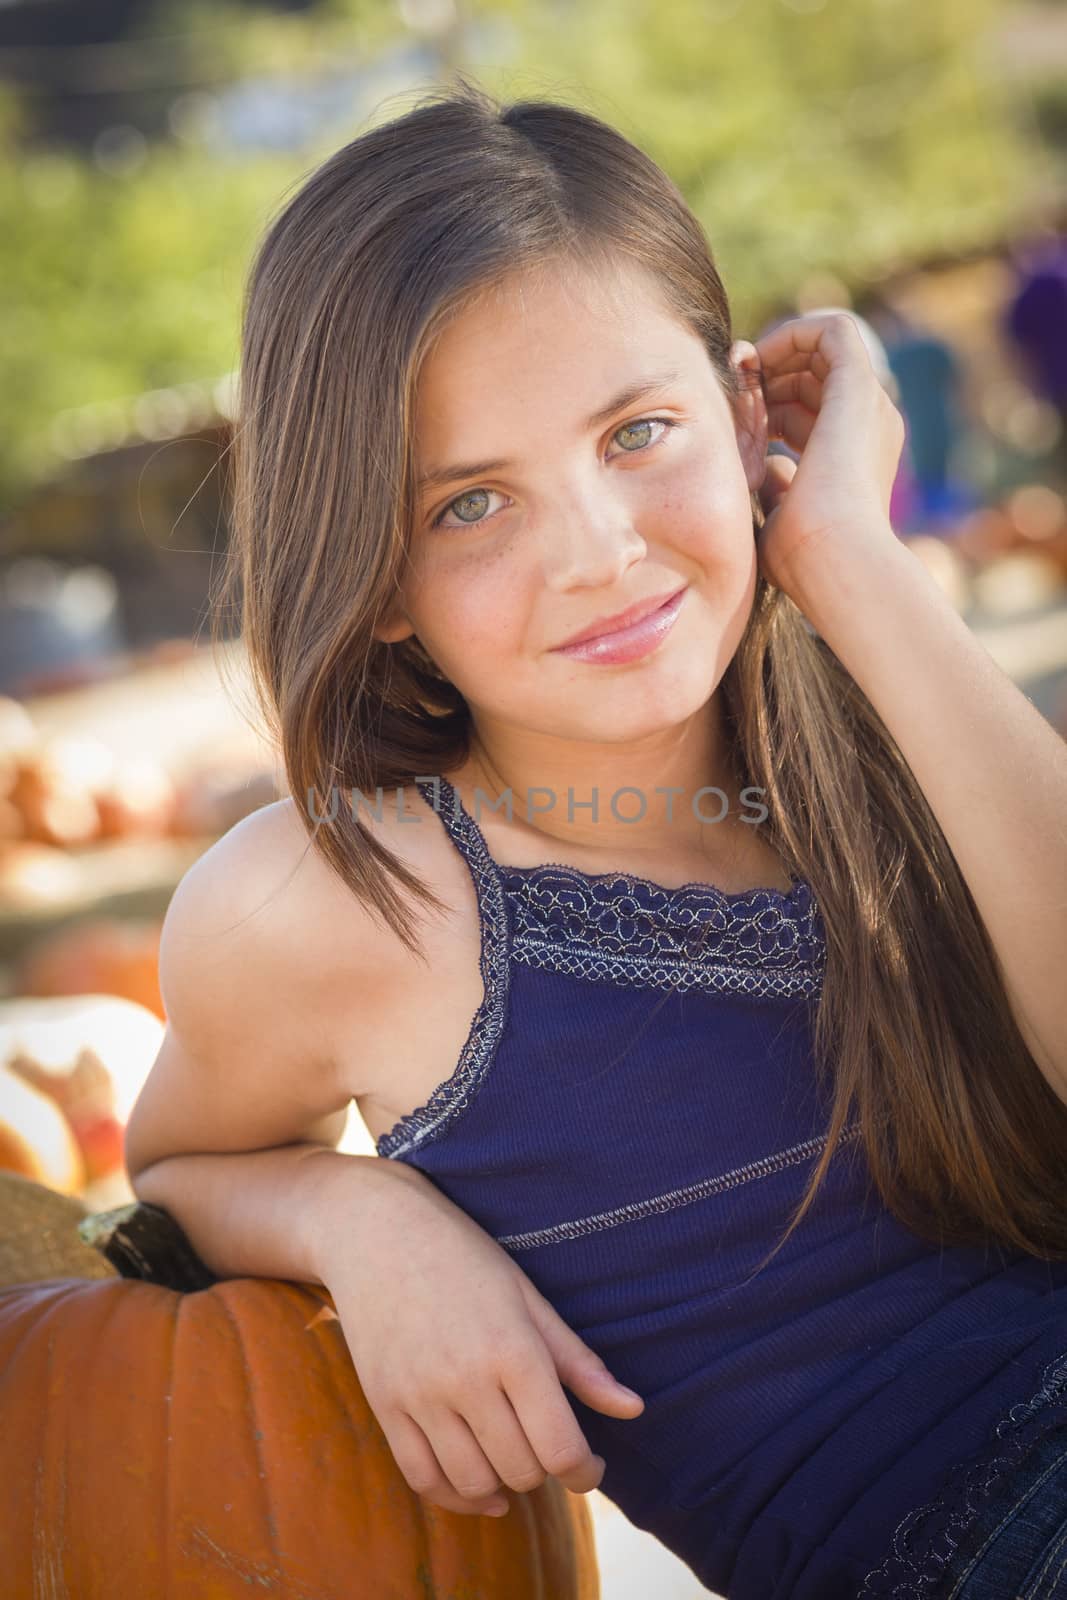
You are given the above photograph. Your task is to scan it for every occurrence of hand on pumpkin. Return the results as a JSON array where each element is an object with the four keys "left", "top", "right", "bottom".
[{"left": 322, "top": 1166, "right": 645, "bottom": 1519}]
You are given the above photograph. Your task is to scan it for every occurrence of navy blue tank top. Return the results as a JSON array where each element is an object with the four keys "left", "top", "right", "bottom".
[{"left": 375, "top": 776, "right": 1067, "bottom": 1599}]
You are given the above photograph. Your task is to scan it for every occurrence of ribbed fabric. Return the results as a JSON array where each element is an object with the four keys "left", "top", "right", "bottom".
[{"left": 376, "top": 776, "right": 1067, "bottom": 1599}]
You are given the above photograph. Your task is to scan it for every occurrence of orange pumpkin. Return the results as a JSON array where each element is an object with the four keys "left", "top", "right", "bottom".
[
  {"left": 6, "top": 741, "right": 104, "bottom": 847},
  {"left": 16, "top": 917, "right": 165, "bottom": 1019},
  {"left": 0, "top": 1272, "right": 601, "bottom": 1600},
  {"left": 93, "top": 755, "right": 176, "bottom": 841}
]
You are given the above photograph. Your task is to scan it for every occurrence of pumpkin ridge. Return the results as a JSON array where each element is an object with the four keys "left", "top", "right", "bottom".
[{"left": 212, "top": 1279, "right": 287, "bottom": 1577}]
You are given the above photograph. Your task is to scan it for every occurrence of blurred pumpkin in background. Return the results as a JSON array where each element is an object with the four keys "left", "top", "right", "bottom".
[
  {"left": 0, "top": 1063, "right": 85, "bottom": 1193},
  {"left": 93, "top": 752, "right": 176, "bottom": 840},
  {"left": 5, "top": 735, "right": 110, "bottom": 848},
  {"left": 0, "top": 695, "right": 39, "bottom": 799},
  {"left": 15, "top": 917, "right": 164, "bottom": 1019},
  {"left": 0, "top": 994, "right": 163, "bottom": 1204}
]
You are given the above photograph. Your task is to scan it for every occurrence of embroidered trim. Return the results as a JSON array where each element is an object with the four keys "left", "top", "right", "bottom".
[
  {"left": 375, "top": 780, "right": 513, "bottom": 1160},
  {"left": 495, "top": 1121, "right": 864, "bottom": 1252},
  {"left": 856, "top": 1346, "right": 1067, "bottom": 1598},
  {"left": 510, "top": 934, "right": 823, "bottom": 1000},
  {"left": 503, "top": 861, "right": 825, "bottom": 996}
]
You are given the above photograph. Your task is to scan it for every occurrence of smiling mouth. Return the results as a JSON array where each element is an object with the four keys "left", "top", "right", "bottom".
[
  {"left": 551, "top": 585, "right": 689, "bottom": 664},
  {"left": 554, "top": 584, "right": 689, "bottom": 651}
]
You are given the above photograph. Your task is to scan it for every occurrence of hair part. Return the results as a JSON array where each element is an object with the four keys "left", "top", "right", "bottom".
[{"left": 213, "top": 74, "right": 1067, "bottom": 1262}]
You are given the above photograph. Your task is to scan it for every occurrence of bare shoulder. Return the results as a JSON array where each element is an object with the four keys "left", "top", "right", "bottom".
[
  {"left": 170, "top": 793, "right": 424, "bottom": 996},
  {"left": 127, "top": 800, "right": 378, "bottom": 1177},
  {"left": 159, "top": 802, "right": 330, "bottom": 1074},
  {"left": 169, "top": 796, "right": 339, "bottom": 957},
  {"left": 164, "top": 786, "right": 472, "bottom": 1117}
]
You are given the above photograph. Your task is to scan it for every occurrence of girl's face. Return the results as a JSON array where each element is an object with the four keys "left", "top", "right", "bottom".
[{"left": 376, "top": 256, "right": 768, "bottom": 763}]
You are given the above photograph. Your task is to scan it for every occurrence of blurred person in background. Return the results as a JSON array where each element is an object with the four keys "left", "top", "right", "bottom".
[
  {"left": 861, "top": 296, "right": 980, "bottom": 533},
  {"left": 1004, "top": 232, "right": 1067, "bottom": 471}
]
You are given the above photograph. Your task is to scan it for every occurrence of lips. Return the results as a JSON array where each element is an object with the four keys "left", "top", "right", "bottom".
[{"left": 553, "top": 583, "right": 688, "bottom": 650}]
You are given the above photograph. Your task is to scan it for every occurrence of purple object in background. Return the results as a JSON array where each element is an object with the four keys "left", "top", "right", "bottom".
[{"left": 1005, "top": 234, "right": 1067, "bottom": 409}]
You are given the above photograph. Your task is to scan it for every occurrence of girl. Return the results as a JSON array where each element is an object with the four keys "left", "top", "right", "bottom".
[{"left": 124, "top": 78, "right": 1067, "bottom": 1600}]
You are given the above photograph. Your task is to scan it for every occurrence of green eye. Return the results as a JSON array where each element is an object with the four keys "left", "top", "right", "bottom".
[
  {"left": 440, "top": 488, "right": 490, "bottom": 525},
  {"left": 430, "top": 485, "right": 499, "bottom": 530},
  {"left": 610, "top": 415, "right": 678, "bottom": 452},
  {"left": 615, "top": 419, "right": 656, "bottom": 450},
  {"left": 429, "top": 416, "right": 678, "bottom": 531}
]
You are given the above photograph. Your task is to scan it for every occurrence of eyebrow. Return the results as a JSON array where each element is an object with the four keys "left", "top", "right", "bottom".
[{"left": 416, "top": 367, "right": 687, "bottom": 496}]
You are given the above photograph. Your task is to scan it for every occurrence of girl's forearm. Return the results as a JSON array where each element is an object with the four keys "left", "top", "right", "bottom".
[{"left": 128, "top": 1143, "right": 435, "bottom": 1285}]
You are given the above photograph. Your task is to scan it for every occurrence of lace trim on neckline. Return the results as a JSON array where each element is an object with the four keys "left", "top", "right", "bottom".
[
  {"left": 499, "top": 857, "right": 810, "bottom": 912},
  {"left": 501, "top": 859, "right": 825, "bottom": 998},
  {"left": 423, "top": 776, "right": 813, "bottom": 915}
]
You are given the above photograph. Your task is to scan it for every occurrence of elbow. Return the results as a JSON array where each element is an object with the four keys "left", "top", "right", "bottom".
[
  {"left": 123, "top": 1116, "right": 183, "bottom": 1198},
  {"left": 122, "top": 1119, "right": 157, "bottom": 1192},
  {"left": 126, "top": 1153, "right": 174, "bottom": 1207},
  {"left": 122, "top": 1085, "right": 178, "bottom": 1190}
]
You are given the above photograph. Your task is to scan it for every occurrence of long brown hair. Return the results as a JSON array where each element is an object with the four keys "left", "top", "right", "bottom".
[{"left": 213, "top": 75, "right": 1067, "bottom": 1261}]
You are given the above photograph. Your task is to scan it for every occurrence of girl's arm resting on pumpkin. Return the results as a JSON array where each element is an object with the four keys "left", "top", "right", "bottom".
[
  {"left": 128, "top": 1136, "right": 432, "bottom": 1286},
  {"left": 791, "top": 528, "right": 1067, "bottom": 1104},
  {"left": 124, "top": 806, "right": 443, "bottom": 1283}
]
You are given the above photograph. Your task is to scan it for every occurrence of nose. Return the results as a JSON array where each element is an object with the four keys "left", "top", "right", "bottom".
[{"left": 540, "top": 483, "right": 648, "bottom": 594}]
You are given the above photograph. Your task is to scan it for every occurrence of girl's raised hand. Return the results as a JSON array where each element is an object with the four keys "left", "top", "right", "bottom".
[
  {"left": 321, "top": 1160, "right": 645, "bottom": 1519},
  {"left": 750, "top": 312, "right": 907, "bottom": 597}
]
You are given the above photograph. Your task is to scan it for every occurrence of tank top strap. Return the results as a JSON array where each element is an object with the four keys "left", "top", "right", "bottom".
[
  {"left": 411, "top": 776, "right": 515, "bottom": 975},
  {"left": 412, "top": 775, "right": 500, "bottom": 880}
]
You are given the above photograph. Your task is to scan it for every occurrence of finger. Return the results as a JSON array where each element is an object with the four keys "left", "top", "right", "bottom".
[
  {"left": 462, "top": 1384, "right": 559, "bottom": 1494},
  {"left": 421, "top": 1405, "right": 508, "bottom": 1503},
  {"left": 766, "top": 400, "right": 818, "bottom": 451},
  {"left": 754, "top": 309, "right": 865, "bottom": 368},
  {"left": 757, "top": 312, "right": 876, "bottom": 402},
  {"left": 504, "top": 1349, "right": 611, "bottom": 1494},
  {"left": 762, "top": 347, "right": 832, "bottom": 383},
  {"left": 380, "top": 1409, "right": 509, "bottom": 1518},
  {"left": 758, "top": 454, "right": 797, "bottom": 522},
  {"left": 761, "top": 454, "right": 798, "bottom": 496},
  {"left": 764, "top": 370, "right": 822, "bottom": 413},
  {"left": 518, "top": 1280, "right": 644, "bottom": 1418}
]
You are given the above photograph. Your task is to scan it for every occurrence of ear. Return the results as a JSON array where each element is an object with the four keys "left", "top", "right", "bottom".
[
  {"left": 371, "top": 604, "right": 416, "bottom": 646},
  {"left": 728, "top": 339, "right": 769, "bottom": 496}
]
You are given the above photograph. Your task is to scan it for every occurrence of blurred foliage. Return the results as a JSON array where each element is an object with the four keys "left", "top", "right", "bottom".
[
  {"left": 503, "top": 0, "right": 1055, "bottom": 333},
  {"left": 1, "top": 0, "right": 1060, "bottom": 507},
  {"left": 137, "top": 0, "right": 404, "bottom": 76},
  {"left": 1, "top": 142, "right": 288, "bottom": 507}
]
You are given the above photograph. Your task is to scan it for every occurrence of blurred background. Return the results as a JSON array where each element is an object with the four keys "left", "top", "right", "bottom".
[{"left": 0, "top": 1, "right": 1065, "bottom": 1593}]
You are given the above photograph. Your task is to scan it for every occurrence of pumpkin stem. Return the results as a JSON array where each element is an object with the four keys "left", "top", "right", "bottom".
[{"left": 78, "top": 1201, "right": 219, "bottom": 1292}]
